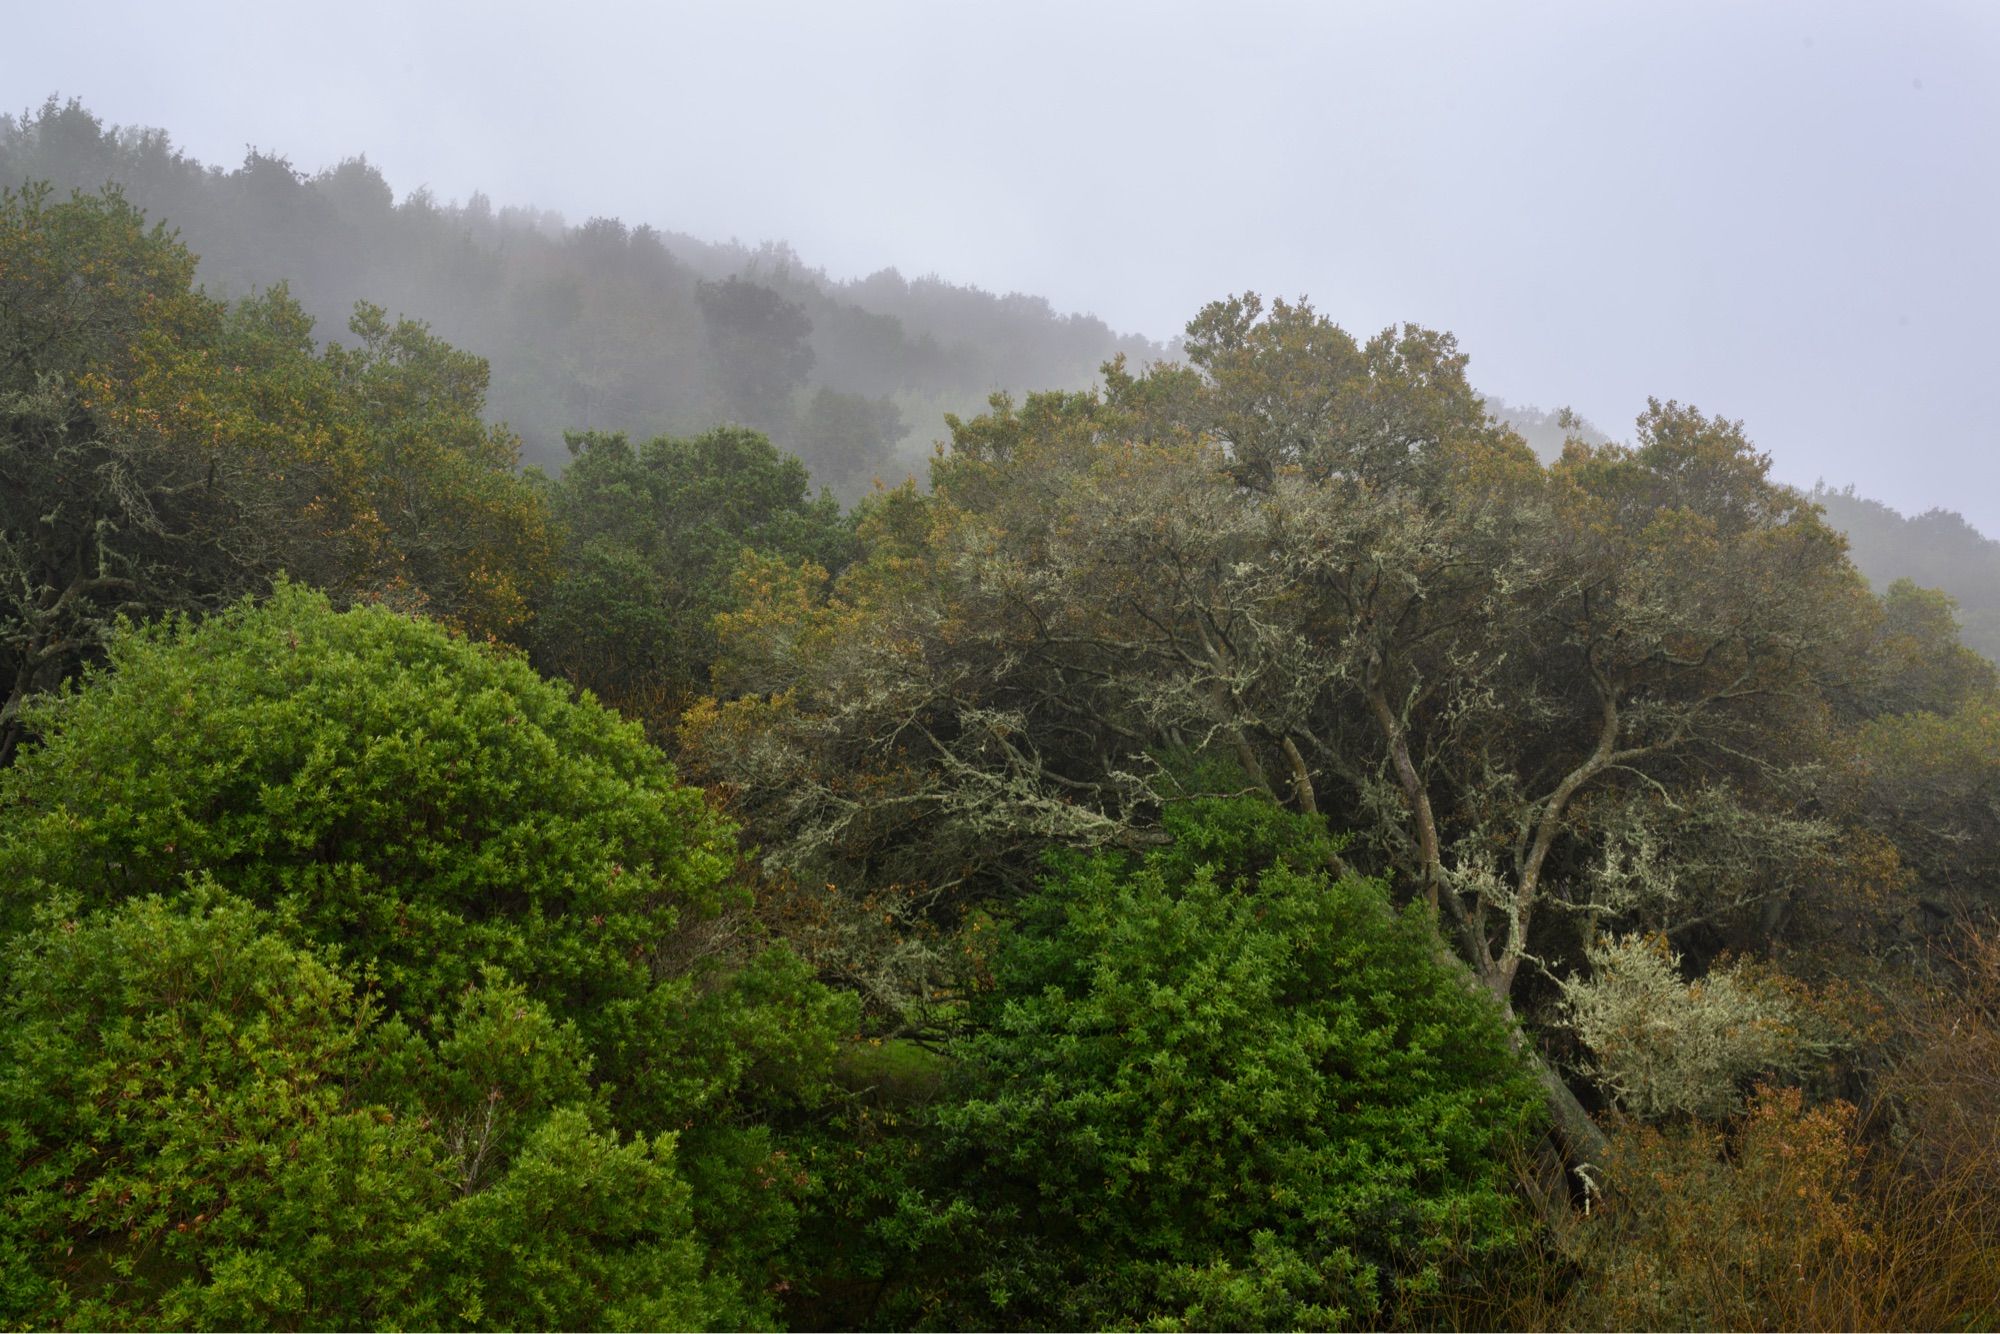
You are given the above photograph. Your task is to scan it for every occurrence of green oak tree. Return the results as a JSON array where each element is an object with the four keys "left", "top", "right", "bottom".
[{"left": 693, "top": 295, "right": 1874, "bottom": 1167}]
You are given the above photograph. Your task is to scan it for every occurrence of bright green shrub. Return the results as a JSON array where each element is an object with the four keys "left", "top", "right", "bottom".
[
  {"left": 443, "top": 1108, "right": 718, "bottom": 1331},
  {"left": 918, "top": 797, "right": 1543, "bottom": 1331},
  {"left": 0, "top": 585, "right": 857, "bottom": 1321},
  {"left": 0, "top": 891, "right": 725, "bottom": 1330},
  {"left": 0, "top": 583, "right": 848, "bottom": 1106},
  {"left": 1, "top": 582, "right": 729, "bottom": 1027}
]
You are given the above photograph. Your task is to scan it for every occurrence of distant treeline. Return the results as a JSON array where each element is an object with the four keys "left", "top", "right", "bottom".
[
  {"left": 7, "top": 96, "right": 1994, "bottom": 663},
  {"left": 1812, "top": 485, "right": 2000, "bottom": 661},
  {"left": 0, "top": 97, "right": 1164, "bottom": 498}
]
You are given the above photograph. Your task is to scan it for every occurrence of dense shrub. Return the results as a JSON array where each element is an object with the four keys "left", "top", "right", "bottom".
[
  {"left": 0, "top": 586, "right": 857, "bottom": 1324},
  {"left": 902, "top": 798, "right": 1544, "bottom": 1331},
  {"left": 0, "top": 892, "right": 726, "bottom": 1329}
]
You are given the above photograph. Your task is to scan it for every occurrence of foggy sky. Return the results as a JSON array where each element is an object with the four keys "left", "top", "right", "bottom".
[{"left": 8, "top": 0, "right": 1998, "bottom": 534}]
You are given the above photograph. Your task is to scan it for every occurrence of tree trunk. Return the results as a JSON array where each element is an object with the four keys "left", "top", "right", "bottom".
[
  {"left": 1365, "top": 683, "right": 1444, "bottom": 913},
  {"left": 0, "top": 668, "right": 32, "bottom": 769},
  {"left": 1439, "top": 930, "right": 1609, "bottom": 1177},
  {"left": 1525, "top": 1038, "right": 1609, "bottom": 1169},
  {"left": 1280, "top": 735, "right": 1317, "bottom": 815}
]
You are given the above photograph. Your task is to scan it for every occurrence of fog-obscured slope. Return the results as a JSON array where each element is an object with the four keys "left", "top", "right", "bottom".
[
  {"left": 0, "top": 98, "right": 1164, "bottom": 497},
  {"left": 1482, "top": 398, "right": 1613, "bottom": 462},
  {"left": 10, "top": 96, "right": 1997, "bottom": 663},
  {"left": 1812, "top": 486, "right": 2000, "bottom": 661},
  {"left": 1489, "top": 396, "right": 1999, "bottom": 662}
]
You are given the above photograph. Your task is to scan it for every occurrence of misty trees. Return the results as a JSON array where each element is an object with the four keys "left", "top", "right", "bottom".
[
  {"left": 0, "top": 98, "right": 1170, "bottom": 493},
  {"left": 793, "top": 384, "right": 906, "bottom": 501},
  {"left": 694, "top": 295, "right": 1873, "bottom": 1164},
  {"left": 698, "top": 275, "right": 818, "bottom": 435},
  {"left": 532, "top": 426, "right": 856, "bottom": 729},
  {"left": 0, "top": 184, "right": 557, "bottom": 765},
  {"left": 1814, "top": 483, "right": 2000, "bottom": 662},
  {"left": 1102, "top": 305, "right": 1855, "bottom": 1017}
]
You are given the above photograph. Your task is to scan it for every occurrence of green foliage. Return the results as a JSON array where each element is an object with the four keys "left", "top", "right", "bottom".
[
  {"left": 909, "top": 798, "right": 1543, "bottom": 1330},
  {"left": 534, "top": 426, "right": 856, "bottom": 726},
  {"left": 0, "top": 182, "right": 553, "bottom": 771},
  {"left": 1866, "top": 580, "right": 1998, "bottom": 717},
  {"left": 1848, "top": 698, "right": 2000, "bottom": 906},
  {"left": 0, "top": 891, "right": 729, "bottom": 1330},
  {"left": 1832, "top": 579, "right": 2000, "bottom": 914},
  {"left": 0, "top": 584, "right": 730, "bottom": 1040},
  {"left": 443, "top": 1109, "right": 720, "bottom": 1331},
  {"left": 317, "top": 300, "right": 557, "bottom": 638},
  {"left": 0, "top": 586, "right": 857, "bottom": 1322},
  {"left": 696, "top": 294, "right": 1868, "bottom": 1180},
  {"left": 6, "top": 115, "right": 1993, "bottom": 1320}
]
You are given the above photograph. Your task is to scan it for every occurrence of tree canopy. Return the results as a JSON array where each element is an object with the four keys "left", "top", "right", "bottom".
[
  {"left": 0, "top": 586, "right": 855, "bottom": 1323},
  {"left": 914, "top": 798, "right": 1543, "bottom": 1330},
  {"left": 532, "top": 426, "right": 855, "bottom": 729},
  {"left": 2, "top": 120, "right": 1998, "bottom": 1328},
  {"left": 0, "top": 183, "right": 554, "bottom": 762},
  {"left": 691, "top": 294, "right": 1883, "bottom": 1165}
]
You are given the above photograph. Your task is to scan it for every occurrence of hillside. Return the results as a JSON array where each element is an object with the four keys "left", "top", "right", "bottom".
[
  {"left": 0, "top": 97, "right": 1165, "bottom": 497},
  {"left": 9, "top": 96, "right": 1995, "bottom": 664},
  {"left": 4, "top": 133, "right": 2000, "bottom": 1331},
  {"left": 1813, "top": 485, "right": 2000, "bottom": 661}
]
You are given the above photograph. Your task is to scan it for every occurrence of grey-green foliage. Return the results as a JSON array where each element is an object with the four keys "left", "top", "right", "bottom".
[
  {"left": 700, "top": 299, "right": 1875, "bottom": 1180},
  {"left": 794, "top": 384, "right": 907, "bottom": 503},
  {"left": 1559, "top": 934, "right": 1841, "bottom": 1121}
]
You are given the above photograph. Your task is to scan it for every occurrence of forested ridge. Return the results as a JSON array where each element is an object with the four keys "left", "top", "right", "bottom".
[
  {"left": 7, "top": 95, "right": 1990, "bottom": 646},
  {"left": 0, "top": 98, "right": 1165, "bottom": 501},
  {"left": 3, "top": 101, "right": 1999, "bottom": 1332}
]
